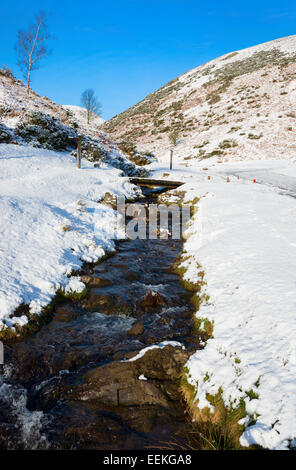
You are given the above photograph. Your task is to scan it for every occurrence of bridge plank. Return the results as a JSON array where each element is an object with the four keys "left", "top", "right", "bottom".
[{"left": 129, "top": 177, "right": 184, "bottom": 189}]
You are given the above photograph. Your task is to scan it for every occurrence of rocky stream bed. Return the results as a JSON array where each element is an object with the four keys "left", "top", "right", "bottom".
[{"left": 0, "top": 187, "right": 202, "bottom": 450}]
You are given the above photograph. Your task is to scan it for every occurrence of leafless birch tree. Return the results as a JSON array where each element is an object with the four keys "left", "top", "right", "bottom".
[
  {"left": 81, "top": 89, "right": 101, "bottom": 124},
  {"left": 15, "top": 11, "right": 51, "bottom": 92}
]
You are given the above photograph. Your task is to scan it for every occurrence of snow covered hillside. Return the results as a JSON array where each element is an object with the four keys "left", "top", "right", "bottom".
[
  {"left": 151, "top": 159, "right": 296, "bottom": 450},
  {"left": 0, "top": 69, "right": 147, "bottom": 177},
  {"left": 0, "top": 69, "right": 102, "bottom": 138},
  {"left": 62, "top": 104, "right": 104, "bottom": 128},
  {"left": 0, "top": 143, "right": 139, "bottom": 332},
  {"left": 104, "top": 34, "right": 296, "bottom": 163}
]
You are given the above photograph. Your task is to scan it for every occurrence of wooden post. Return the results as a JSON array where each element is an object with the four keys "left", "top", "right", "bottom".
[
  {"left": 77, "top": 135, "right": 81, "bottom": 169},
  {"left": 170, "top": 149, "right": 173, "bottom": 170}
]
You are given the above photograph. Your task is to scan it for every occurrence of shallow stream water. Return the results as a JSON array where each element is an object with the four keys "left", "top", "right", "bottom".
[{"left": 0, "top": 187, "right": 200, "bottom": 450}]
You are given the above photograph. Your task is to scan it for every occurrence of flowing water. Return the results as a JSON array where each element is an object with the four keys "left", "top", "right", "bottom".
[{"left": 0, "top": 187, "right": 201, "bottom": 450}]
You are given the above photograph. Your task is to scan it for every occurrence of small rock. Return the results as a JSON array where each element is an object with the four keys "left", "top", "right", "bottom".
[
  {"left": 127, "top": 322, "right": 144, "bottom": 337},
  {"left": 101, "top": 192, "right": 117, "bottom": 209},
  {"left": 54, "top": 304, "right": 79, "bottom": 322},
  {"left": 80, "top": 275, "right": 112, "bottom": 288},
  {"left": 81, "top": 291, "right": 132, "bottom": 316},
  {"left": 81, "top": 293, "right": 114, "bottom": 312},
  {"left": 138, "top": 290, "right": 164, "bottom": 312}
]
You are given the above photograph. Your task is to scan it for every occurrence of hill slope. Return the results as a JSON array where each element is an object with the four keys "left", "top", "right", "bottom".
[
  {"left": 0, "top": 70, "right": 146, "bottom": 176},
  {"left": 62, "top": 104, "right": 105, "bottom": 128},
  {"left": 104, "top": 35, "right": 296, "bottom": 163}
]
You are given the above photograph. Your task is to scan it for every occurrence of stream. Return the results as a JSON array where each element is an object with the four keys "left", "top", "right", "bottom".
[{"left": 0, "top": 187, "right": 201, "bottom": 450}]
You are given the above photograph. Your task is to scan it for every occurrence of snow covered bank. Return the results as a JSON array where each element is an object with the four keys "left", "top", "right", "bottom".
[
  {"left": 0, "top": 144, "right": 138, "bottom": 331},
  {"left": 151, "top": 160, "right": 296, "bottom": 450}
]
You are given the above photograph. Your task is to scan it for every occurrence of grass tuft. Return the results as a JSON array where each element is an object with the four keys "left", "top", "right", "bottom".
[
  {"left": 55, "top": 286, "right": 88, "bottom": 302},
  {"left": 180, "top": 371, "right": 248, "bottom": 450}
]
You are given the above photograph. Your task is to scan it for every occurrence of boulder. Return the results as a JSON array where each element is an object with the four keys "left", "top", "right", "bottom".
[
  {"left": 72, "top": 361, "right": 168, "bottom": 408},
  {"left": 69, "top": 345, "right": 189, "bottom": 406}
]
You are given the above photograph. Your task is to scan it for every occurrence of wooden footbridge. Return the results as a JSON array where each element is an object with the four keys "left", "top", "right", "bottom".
[{"left": 129, "top": 177, "right": 184, "bottom": 189}]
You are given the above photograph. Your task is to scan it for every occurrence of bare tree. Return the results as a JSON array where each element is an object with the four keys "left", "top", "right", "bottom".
[
  {"left": 15, "top": 11, "right": 51, "bottom": 92},
  {"left": 81, "top": 89, "right": 101, "bottom": 124},
  {"left": 168, "top": 130, "right": 179, "bottom": 170}
]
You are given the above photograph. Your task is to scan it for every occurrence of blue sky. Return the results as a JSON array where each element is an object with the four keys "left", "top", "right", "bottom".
[{"left": 1, "top": 0, "right": 296, "bottom": 119}]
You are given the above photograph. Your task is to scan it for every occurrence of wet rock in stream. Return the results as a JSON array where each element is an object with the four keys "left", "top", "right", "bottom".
[
  {"left": 80, "top": 275, "right": 112, "bottom": 288},
  {"left": 127, "top": 321, "right": 144, "bottom": 337},
  {"left": 138, "top": 290, "right": 165, "bottom": 312},
  {"left": 30, "top": 345, "right": 191, "bottom": 449}
]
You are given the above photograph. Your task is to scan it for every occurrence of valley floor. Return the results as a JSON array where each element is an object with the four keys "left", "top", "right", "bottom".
[
  {"left": 0, "top": 142, "right": 295, "bottom": 450},
  {"left": 151, "top": 157, "right": 296, "bottom": 450}
]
